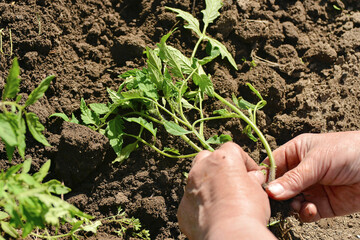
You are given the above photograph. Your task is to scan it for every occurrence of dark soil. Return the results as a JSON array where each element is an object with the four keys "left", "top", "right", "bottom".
[{"left": 1, "top": 0, "right": 360, "bottom": 239}]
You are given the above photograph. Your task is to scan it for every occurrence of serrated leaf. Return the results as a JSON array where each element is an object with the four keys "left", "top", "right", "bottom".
[
  {"left": 25, "top": 75, "right": 55, "bottom": 107},
  {"left": 105, "top": 116, "right": 124, "bottom": 156},
  {"left": 82, "top": 220, "right": 101, "bottom": 233},
  {"left": 33, "top": 160, "right": 51, "bottom": 182},
  {"left": 43, "top": 179, "right": 71, "bottom": 195},
  {"left": 125, "top": 117, "right": 157, "bottom": 137},
  {"left": 1, "top": 221, "right": 19, "bottom": 238},
  {"left": 0, "top": 113, "right": 18, "bottom": 147},
  {"left": 206, "top": 134, "right": 232, "bottom": 144},
  {"left": 80, "top": 98, "right": 100, "bottom": 126},
  {"left": 165, "top": 7, "right": 202, "bottom": 37},
  {"left": 113, "top": 141, "right": 139, "bottom": 164},
  {"left": 49, "top": 113, "right": 70, "bottom": 122},
  {"left": 138, "top": 79, "right": 159, "bottom": 100},
  {"left": 205, "top": 37, "right": 238, "bottom": 70},
  {"left": 25, "top": 112, "right": 50, "bottom": 146},
  {"left": 3, "top": 58, "right": 20, "bottom": 100},
  {"left": 163, "top": 120, "right": 192, "bottom": 136},
  {"left": 202, "top": 0, "right": 223, "bottom": 27},
  {"left": 159, "top": 33, "right": 193, "bottom": 78},
  {"left": 146, "top": 47, "right": 163, "bottom": 90},
  {"left": 119, "top": 69, "right": 140, "bottom": 79},
  {"left": 192, "top": 73, "right": 214, "bottom": 97},
  {"left": 89, "top": 103, "right": 110, "bottom": 115}
]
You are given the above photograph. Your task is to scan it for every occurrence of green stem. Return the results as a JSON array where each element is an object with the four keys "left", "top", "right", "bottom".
[
  {"left": 213, "top": 92, "right": 276, "bottom": 182},
  {"left": 125, "top": 133, "right": 199, "bottom": 158},
  {"left": 198, "top": 93, "right": 205, "bottom": 137},
  {"left": 191, "top": 35, "right": 204, "bottom": 59}
]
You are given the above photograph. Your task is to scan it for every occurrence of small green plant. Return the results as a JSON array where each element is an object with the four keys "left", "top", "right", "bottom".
[
  {"left": 0, "top": 159, "right": 100, "bottom": 239},
  {"left": 0, "top": 58, "right": 54, "bottom": 161},
  {"left": 103, "top": 207, "right": 150, "bottom": 240},
  {"left": 52, "top": 0, "right": 276, "bottom": 181}
]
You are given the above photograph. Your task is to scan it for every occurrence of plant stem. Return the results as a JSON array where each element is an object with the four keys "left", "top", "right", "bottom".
[
  {"left": 125, "top": 133, "right": 199, "bottom": 158},
  {"left": 213, "top": 92, "right": 276, "bottom": 182}
]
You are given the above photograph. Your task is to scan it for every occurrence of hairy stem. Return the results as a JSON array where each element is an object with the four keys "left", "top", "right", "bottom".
[{"left": 213, "top": 92, "right": 276, "bottom": 182}]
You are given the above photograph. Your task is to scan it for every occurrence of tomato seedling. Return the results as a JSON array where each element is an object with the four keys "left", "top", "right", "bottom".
[{"left": 52, "top": 0, "right": 276, "bottom": 182}]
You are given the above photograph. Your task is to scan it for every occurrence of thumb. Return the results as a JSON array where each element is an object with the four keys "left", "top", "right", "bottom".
[{"left": 265, "top": 157, "right": 321, "bottom": 200}]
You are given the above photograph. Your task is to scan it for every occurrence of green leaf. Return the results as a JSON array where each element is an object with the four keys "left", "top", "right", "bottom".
[
  {"left": 89, "top": 103, "right": 110, "bottom": 115},
  {"left": 82, "top": 220, "right": 101, "bottom": 233},
  {"left": 71, "top": 220, "right": 84, "bottom": 233},
  {"left": 192, "top": 73, "right": 214, "bottom": 97},
  {"left": 105, "top": 116, "right": 124, "bottom": 156},
  {"left": 3, "top": 57, "right": 20, "bottom": 100},
  {"left": 1, "top": 221, "right": 19, "bottom": 238},
  {"left": 0, "top": 212, "right": 9, "bottom": 221},
  {"left": 146, "top": 47, "right": 163, "bottom": 90},
  {"left": 163, "top": 120, "right": 192, "bottom": 136},
  {"left": 205, "top": 37, "right": 238, "bottom": 70},
  {"left": 33, "top": 160, "right": 51, "bottom": 182},
  {"left": 246, "top": 82, "right": 263, "bottom": 101},
  {"left": 4, "top": 143, "right": 15, "bottom": 161},
  {"left": 138, "top": 79, "right": 159, "bottom": 100},
  {"left": 125, "top": 117, "right": 157, "bottom": 137},
  {"left": 181, "top": 98, "right": 195, "bottom": 109},
  {"left": 70, "top": 113, "right": 80, "bottom": 124},
  {"left": 243, "top": 125, "right": 258, "bottom": 142},
  {"left": 22, "top": 159, "right": 32, "bottom": 174},
  {"left": 25, "top": 75, "right": 55, "bottom": 107},
  {"left": 163, "top": 147, "right": 180, "bottom": 155},
  {"left": 44, "top": 179, "right": 71, "bottom": 195},
  {"left": 49, "top": 113, "right": 70, "bottom": 122},
  {"left": 119, "top": 69, "right": 140, "bottom": 78},
  {"left": 107, "top": 88, "right": 122, "bottom": 103},
  {"left": 4, "top": 164, "right": 22, "bottom": 179},
  {"left": 113, "top": 141, "right": 139, "bottom": 164},
  {"left": 25, "top": 112, "right": 50, "bottom": 146},
  {"left": 80, "top": 98, "right": 100, "bottom": 126},
  {"left": 0, "top": 113, "right": 18, "bottom": 146},
  {"left": 158, "top": 33, "right": 193, "bottom": 78},
  {"left": 213, "top": 109, "right": 236, "bottom": 117},
  {"left": 206, "top": 134, "right": 232, "bottom": 144},
  {"left": 202, "top": 0, "right": 223, "bottom": 28},
  {"left": 165, "top": 7, "right": 202, "bottom": 37}
]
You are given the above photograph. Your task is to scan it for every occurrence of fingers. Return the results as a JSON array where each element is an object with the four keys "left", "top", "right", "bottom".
[
  {"left": 216, "top": 142, "right": 260, "bottom": 171},
  {"left": 192, "top": 150, "right": 212, "bottom": 167},
  {"left": 192, "top": 142, "right": 260, "bottom": 172},
  {"left": 262, "top": 134, "right": 311, "bottom": 177},
  {"left": 266, "top": 155, "right": 324, "bottom": 200},
  {"left": 248, "top": 171, "right": 266, "bottom": 185}
]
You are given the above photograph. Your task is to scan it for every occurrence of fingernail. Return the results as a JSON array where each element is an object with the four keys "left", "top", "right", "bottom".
[{"left": 267, "top": 183, "right": 285, "bottom": 196}]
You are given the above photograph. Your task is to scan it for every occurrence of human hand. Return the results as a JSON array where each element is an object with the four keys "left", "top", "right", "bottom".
[
  {"left": 177, "top": 142, "right": 275, "bottom": 240},
  {"left": 263, "top": 131, "right": 360, "bottom": 222}
]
